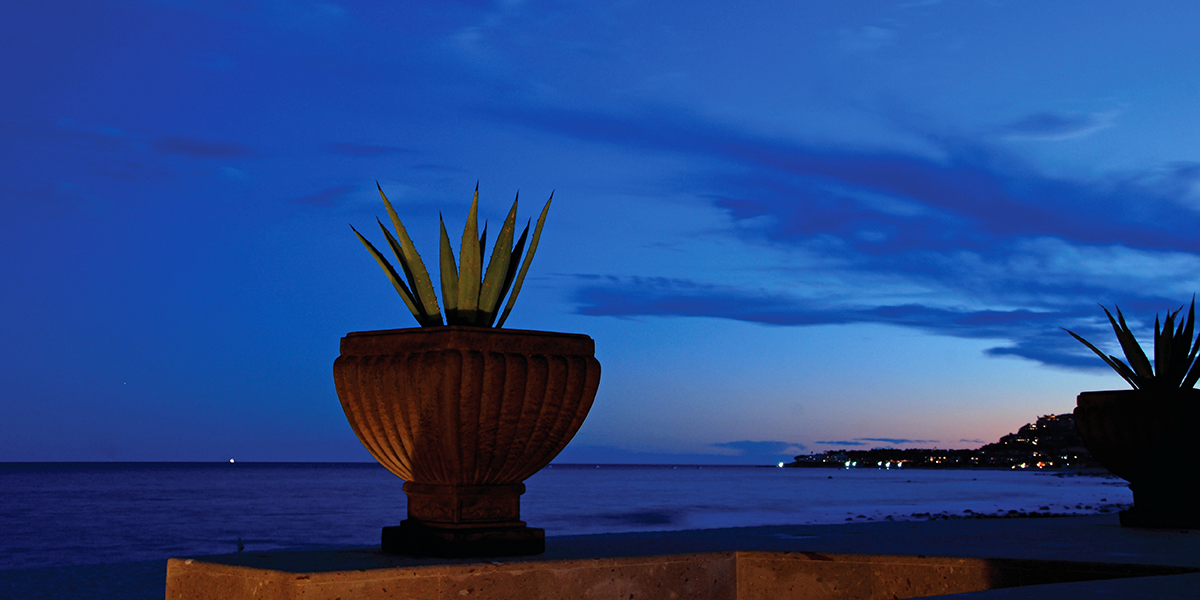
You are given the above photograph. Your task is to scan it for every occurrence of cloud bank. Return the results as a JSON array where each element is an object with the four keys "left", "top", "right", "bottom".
[{"left": 498, "top": 105, "right": 1200, "bottom": 370}]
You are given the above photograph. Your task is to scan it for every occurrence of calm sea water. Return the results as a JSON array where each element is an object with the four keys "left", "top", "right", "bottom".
[{"left": 0, "top": 462, "right": 1132, "bottom": 571}]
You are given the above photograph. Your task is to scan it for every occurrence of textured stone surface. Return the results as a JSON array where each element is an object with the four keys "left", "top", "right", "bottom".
[
  {"left": 735, "top": 552, "right": 1191, "bottom": 600},
  {"left": 333, "top": 326, "right": 601, "bottom": 556},
  {"left": 163, "top": 515, "right": 1200, "bottom": 599},
  {"left": 165, "top": 550, "right": 1196, "bottom": 600},
  {"left": 334, "top": 327, "right": 601, "bottom": 488},
  {"left": 166, "top": 553, "right": 736, "bottom": 600},
  {"left": 736, "top": 552, "right": 994, "bottom": 600}
]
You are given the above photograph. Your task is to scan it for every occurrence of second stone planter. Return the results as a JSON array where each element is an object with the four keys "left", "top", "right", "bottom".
[{"left": 1075, "top": 389, "right": 1200, "bottom": 528}]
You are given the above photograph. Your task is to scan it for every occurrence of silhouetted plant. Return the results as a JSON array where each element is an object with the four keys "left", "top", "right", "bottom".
[
  {"left": 352, "top": 183, "right": 551, "bottom": 328},
  {"left": 1064, "top": 298, "right": 1200, "bottom": 390}
]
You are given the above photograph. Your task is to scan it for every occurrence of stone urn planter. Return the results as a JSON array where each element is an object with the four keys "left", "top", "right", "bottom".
[
  {"left": 334, "top": 326, "right": 601, "bottom": 557},
  {"left": 1075, "top": 389, "right": 1200, "bottom": 528}
]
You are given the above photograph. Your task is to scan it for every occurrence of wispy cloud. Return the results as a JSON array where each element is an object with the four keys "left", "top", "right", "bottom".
[
  {"left": 839, "top": 26, "right": 897, "bottom": 53},
  {"left": 710, "top": 440, "right": 807, "bottom": 455},
  {"left": 184, "top": 52, "right": 236, "bottom": 71},
  {"left": 282, "top": 0, "right": 346, "bottom": 22},
  {"left": 291, "top": 184, "right": 357, "bottom": 207},
  {"left": 152, "top": 136, "right": 253, "bottom": 159},
  {"left": 325, "top": 142, "right": 410, "bottom": 157},
  {"left": 897, "top": 0, "right": 953, "bottom": 7},
  {"left": 815, "top": 438, "right": 940, "bottom": 447},
  {"left": 410, "top": 163, "right": 465, "bottom": 173},
  {"left": 165, "top": 0, "right": 347, "bottom": 29},
  {"left": 999, "top": 111, "right": 1118, "bottom": 141},
  {"left": 55, "top": 119, "right": 144, "bottom": 147},
  {"left": 554, "top": 442, "right": 802, "bottom": 465},
  {"left": 858, "top": 438, "right": 940, "bottom": 445}
]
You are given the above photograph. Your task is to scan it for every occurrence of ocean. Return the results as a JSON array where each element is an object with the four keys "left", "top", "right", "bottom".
[{"left": 0, "top": 462, "right": 1132, "bottom": 572}]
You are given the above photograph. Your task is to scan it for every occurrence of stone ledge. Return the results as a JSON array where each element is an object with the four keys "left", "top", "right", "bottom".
[
  {"left": 164, "top": 515, "right": 1200, "bottom": 599},
  {"left": 165, "top": 549, "right": 1196, "bottom": 600}
]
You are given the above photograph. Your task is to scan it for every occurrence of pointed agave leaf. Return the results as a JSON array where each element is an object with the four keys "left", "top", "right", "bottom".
[
  {"left": 1150, "top": 304, "right": 1190, "bottom": 388},
  {"left": 1167, "top": 304, "right": 1193, "bottom": 386},
  {"left": 1185, "top": 350, "right": 1200, "bottom": 389},
  {"left": 1185, "top": 353, "right": 1200, "bottom": 389},
  {"left": 478, "top": 222, "right": 488, "bottom": 277},
  {"left": 351, "top": 224, "right": 429, "bottom": 325},
  {"left": 1106, "top": 306, "right": 1154, "bottom": 379},
  {"left": 1177, "top": 309, "right": 1192, "bottom": 359},
  {"left": 457, "top": 185, "right": 482, "bottom": 324},
  {"left": 479, "top": 194, "right": 520, "bottom": 319},
  {"left": 1108, "top": 355, "right": 1144, "bottom": 390},
  {"left": 1065, "top": 328, "right": 1140, "bottom": 389},
  {"left": 1183, "top": 346, "right": 1200, "bottom": 389},
  {"left": 1185, "top": 359, "right": 1200, "bottom": 390},
  {"left": 1161, "top": 311, "right": 1176, "bottom": 383},
  {"left": 488, "top": 222, "right": 530, "bottom": 327},
  {"left": 377, "top": 183, "right": 442, "bottom": 323},
  {"left": 496, "top": 191, "right": 552, "bottom": 328},
  {"left": 1170, "top": 310, "right": 1190, "bottom": 386},
  {"left": 439, "top": 214, "right": 459, "bottom": 325},
  {"left": 1185, "top": 297, "right": 1198, "bottom": 353},
  {"left": 376, "top": 220, "right": 420, "bottom": 308},
  {"left": 1184, "top": 298, "right": 1200, "bottom": 388},
  {"left": 1154, "top": 313, "right": 1169, "bottom": 383}
]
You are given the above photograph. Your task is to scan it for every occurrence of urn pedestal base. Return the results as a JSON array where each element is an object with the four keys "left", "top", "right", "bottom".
[
  {"left": 383, "top": 521, "right": 545, "bottom": 558},
  {"left": 1119, "top": 482, "right": 1200, "bottom": 529},
  {"left": 384, "top": 482, "right": 544, "bottom": 557}
]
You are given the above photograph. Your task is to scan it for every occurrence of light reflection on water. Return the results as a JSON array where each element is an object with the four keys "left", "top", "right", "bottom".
[{"left": 526, "top": 464, "right": 1130, "bottom": 535}]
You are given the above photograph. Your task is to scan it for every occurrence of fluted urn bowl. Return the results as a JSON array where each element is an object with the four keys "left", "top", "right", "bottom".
[
  {"left": 1075, "top": 389, "right": 1200, "bottom": 528},
  {"left": 333, "top": 326, "right": 600, "bottom": 556}
]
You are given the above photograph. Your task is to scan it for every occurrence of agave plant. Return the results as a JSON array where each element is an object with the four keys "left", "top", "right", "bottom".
[
  {"left": 1064, "top": 298, "right": 1200, "bottom": 391},
  {"left": 351, "top": 183, "right": 551, "bottom": 328}
]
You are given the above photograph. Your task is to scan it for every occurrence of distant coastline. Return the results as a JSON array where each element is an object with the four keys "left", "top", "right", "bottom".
[{"left": 787, "top": 414, "right": 1106, "bottom": 471}]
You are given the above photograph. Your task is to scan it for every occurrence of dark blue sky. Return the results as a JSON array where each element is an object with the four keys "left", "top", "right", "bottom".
[{"left": 4, "top": 1, "right": 1200, "bottom": 464}]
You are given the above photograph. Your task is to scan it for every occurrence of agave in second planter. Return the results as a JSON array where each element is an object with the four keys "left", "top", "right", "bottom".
[
  {"left": 335, "top": 184, "right": 601, "bottom": 557},
  {"left": 1065, "top": 299, "right": 1200, "bottom": 528}
]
